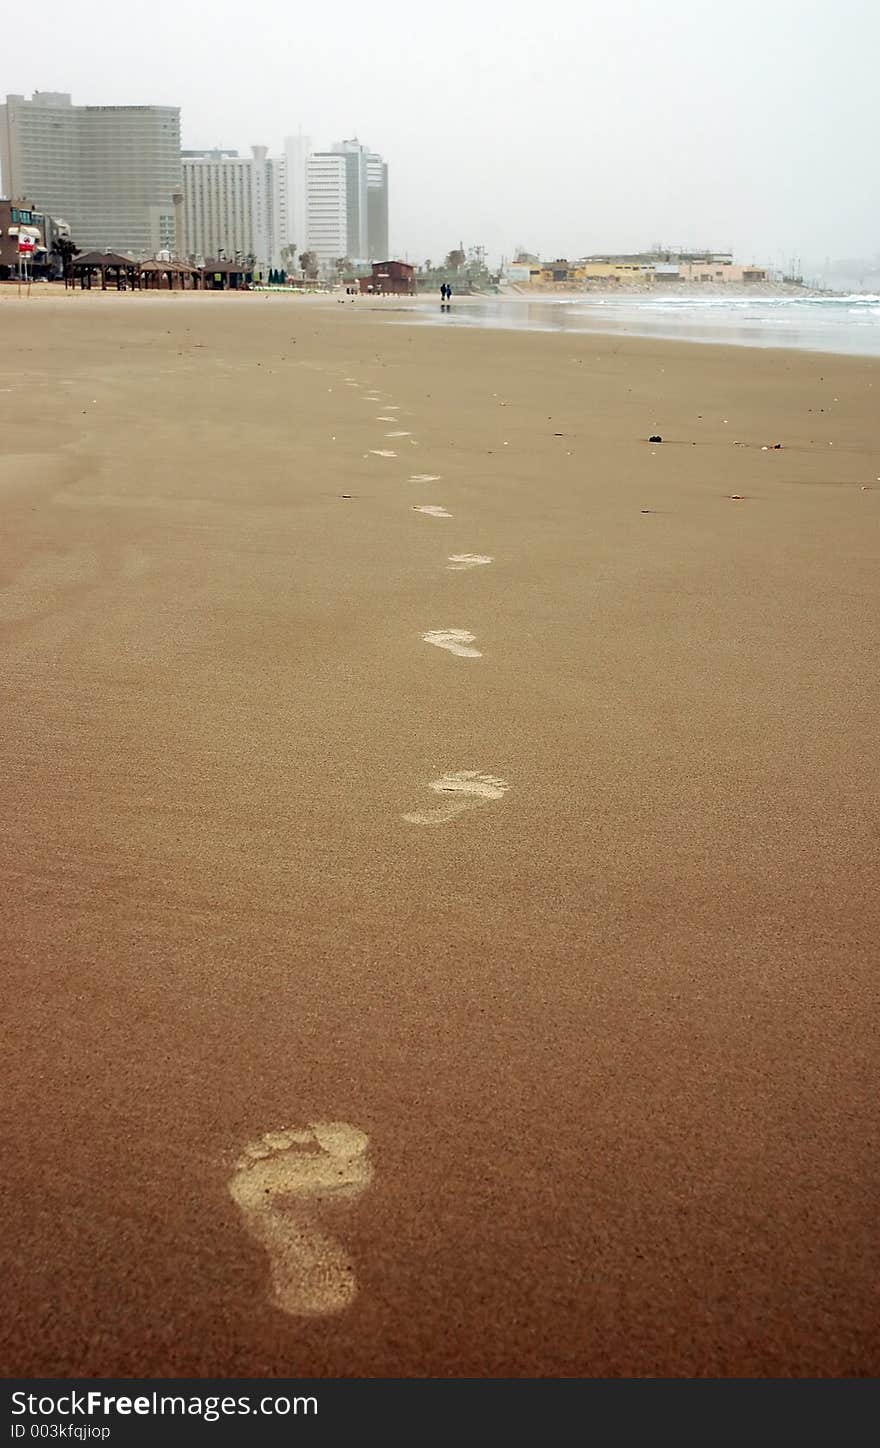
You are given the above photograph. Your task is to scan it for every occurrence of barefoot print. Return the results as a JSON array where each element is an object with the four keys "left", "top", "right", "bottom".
[
  {"left": 422, "top": 629, "right": 482, "bottom": 658},
  {"left": 410, "top": 474, "right": 442, "bottom": 483},
  {"left": 369, "top": 449, "right": 398, "bottom": 458},
  {"left": 229, "top": 1121, "right": 373, "bottom": 1317},
  {"left": 403, "top": 771, "right": 509, "bottom": 825},
  {"left": 447, "top": 554, "right": 492, "bottom": 571},
  {"left": 413, "top": 505, "right": 451, "bottom": 518}
]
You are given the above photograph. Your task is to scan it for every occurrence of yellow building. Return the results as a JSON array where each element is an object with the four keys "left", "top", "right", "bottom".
[
  {"left": 528, "top": 259, "right": 655, "bottom": 287},
  {"left": 576, "top": 262, "right": 654, "bottom": 285}
]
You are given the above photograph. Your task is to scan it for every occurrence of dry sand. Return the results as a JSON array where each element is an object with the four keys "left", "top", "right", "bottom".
[{"left": 1, "top": 287, "right": 878, "bottom": 1377}]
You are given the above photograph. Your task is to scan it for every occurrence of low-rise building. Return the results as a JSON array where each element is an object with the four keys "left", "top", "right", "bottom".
[
  {"left": 678, "top": 260, "right": 767, "bottom": 283},
  {"left": 519, "top": 251, "right": 768, "bottom": 288},
  {"left": 359, "top": 260, "right": 415, "bottom": 295},
  {"left": 0, "top": 196, "right": 59, "bottom": 278},
  {"left": 527, "top": 258, "right": 655, "bottom": 286}
]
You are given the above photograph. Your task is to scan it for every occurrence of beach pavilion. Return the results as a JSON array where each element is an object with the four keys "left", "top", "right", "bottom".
[
  {"left": 69, "top": 251, "right": 140, "bottom": 291},
  {"left": 201, "top": 259, "right": 254, "bottom": 290},
  {"left": 139, "top": 259, "right": 202, "bottom": 290}
]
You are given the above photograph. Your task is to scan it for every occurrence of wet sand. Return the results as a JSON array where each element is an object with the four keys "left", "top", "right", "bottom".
[{"left": 1, "top": 289, "right": 878, "bottom": 1377}]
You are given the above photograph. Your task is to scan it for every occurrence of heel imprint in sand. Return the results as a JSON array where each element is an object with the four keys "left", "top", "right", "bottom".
[
  {"left": 229, "top": 1121, "right": 372, "bottom": 1317},
  {"left": 403, "top": 771, "right": 509, "bottom": 825},
  {"left": 413, "top": 504, "right": 451, "bottom": 518},
  {"left": 447, "top": 554, "right": 492, "bottom": 571}
]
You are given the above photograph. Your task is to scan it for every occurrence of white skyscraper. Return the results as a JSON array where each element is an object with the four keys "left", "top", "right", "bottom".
[
  {"left": 280, "top": 132, "right": 311, "bottom": 264},
  {"left": 305, "top": 152, "right": 347, "bottom": 270},
  {"left": 0, "top": 91, "right": 180, "bottom": 256}
]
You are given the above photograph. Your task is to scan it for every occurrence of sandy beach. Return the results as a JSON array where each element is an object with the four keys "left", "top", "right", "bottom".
[{"left": 1, "top": 287, "right": 878, "bottom": 1377}]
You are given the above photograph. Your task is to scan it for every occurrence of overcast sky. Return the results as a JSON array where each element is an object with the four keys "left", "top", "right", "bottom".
[{"left": 4, "top": 0, "right": 877, "bottom": 270}]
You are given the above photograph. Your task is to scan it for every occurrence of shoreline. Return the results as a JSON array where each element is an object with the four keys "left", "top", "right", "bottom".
[{"left": 3, "top": 284, "right": 880, "bottom": 362}]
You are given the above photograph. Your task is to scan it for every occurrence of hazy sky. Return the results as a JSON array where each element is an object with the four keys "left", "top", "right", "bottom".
[{"left": 4, "top": 0, "right": 877, "bottom": 269}]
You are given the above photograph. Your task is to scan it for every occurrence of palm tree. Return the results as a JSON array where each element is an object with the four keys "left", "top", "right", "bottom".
[{"left": 55, "top": 235, "right": 79, "bottom": 282}]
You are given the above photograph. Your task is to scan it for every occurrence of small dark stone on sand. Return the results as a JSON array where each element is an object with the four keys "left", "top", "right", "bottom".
[{"left": 649, "top": 434, "right": 662, "bottom": 443}]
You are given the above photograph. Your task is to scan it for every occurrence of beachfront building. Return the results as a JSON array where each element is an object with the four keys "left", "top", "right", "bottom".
[
  {"left": 0, "top": 92, "right": 180, "bottom": 257},
  {"left": 527, "top": 258, "right": 656, "bottom": 286},
  {"left": 0, "top": 197, "right": 57, "bottom": 278},
  {"left": 181, "top": 146, "right": 277, "bottom": 279},
  {"left": 358, "top": 260, "right": 415, "bottom": 295},
  {"left": 517, "top": 251, "right": 769, "bottom": 288},
  {"left": 678, "top": 260, "right": 767, "bottom": 283}
]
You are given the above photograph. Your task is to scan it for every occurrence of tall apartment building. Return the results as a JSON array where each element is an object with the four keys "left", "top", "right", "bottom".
[
  {"left": 366, "top": 154, "right": 389, "bottom": 261},
  {"left": 0, "top": 91, "right": 180, "bottom": 256},
  {"left": 304, "top": 138, "right": 389, "bottom": 271},
  {"left": 331, "top": 139, "right": 369, "bottom": 260},
  {"left": 181, "top": 145, "right": 276, "bottom": 276},
  {"left": 305, "top": 152, "right": 348, "bottom": 269}
]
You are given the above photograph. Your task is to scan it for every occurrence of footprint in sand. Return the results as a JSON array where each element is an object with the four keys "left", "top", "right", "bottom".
[
  {"left": 385, "top": 430, "right": 411, "bottom": 438},
  {"left": 423, "top": 628, "right": 481, "bottom": 658},
  {"left": 376, "top": 415, "right": 397, "bottom": 422},
  {"left": 403, "top": 771, "right": 509, "bottom": 825},
  {"left": 411, "top": 473, "right": 442, "bottom": 483},
  {"left": 413, "top": 504, "right": 451, "bottom": 517},
  {"left": 370, "top": 449, "right": 398, "bottom": 458},
  {"left": 447, "top": 554, "right": 492, "bottom": 571},
  {"left": 228, "top": 1121, "right": 372, "bottom": 1318}
]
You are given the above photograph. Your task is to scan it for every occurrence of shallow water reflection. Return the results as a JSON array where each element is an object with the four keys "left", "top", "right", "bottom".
[{"left": 395, "top": 294, "right": 880, "bottom": 357}]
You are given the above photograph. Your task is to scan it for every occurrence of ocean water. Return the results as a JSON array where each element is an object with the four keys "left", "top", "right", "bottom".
[{"left": 407, "top": 293, "right": 880, "bottom": 357}]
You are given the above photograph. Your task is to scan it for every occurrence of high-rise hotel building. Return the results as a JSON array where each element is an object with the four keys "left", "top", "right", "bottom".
[{"left": 0, "top": 91, "right": 181, "bottom": 256}]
